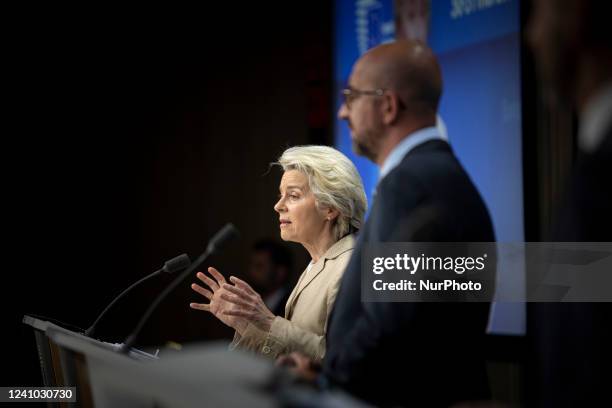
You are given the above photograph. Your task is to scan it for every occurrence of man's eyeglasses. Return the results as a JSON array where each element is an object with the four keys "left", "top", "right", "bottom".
[{"left": 341, "top": 87, "right": 386, "bottom": 109}]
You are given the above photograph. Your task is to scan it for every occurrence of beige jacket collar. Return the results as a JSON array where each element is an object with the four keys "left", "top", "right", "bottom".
[{"left": 285, "top": 234, "right": 355, "bottom": 318}]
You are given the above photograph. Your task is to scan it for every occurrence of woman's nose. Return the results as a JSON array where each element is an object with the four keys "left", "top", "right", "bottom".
[{"left": 274, "top": 197, "right": 286, "bottom": 213}]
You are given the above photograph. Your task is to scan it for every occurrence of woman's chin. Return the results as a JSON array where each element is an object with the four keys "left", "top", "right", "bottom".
[{"left": 279, "top": 231, "right": 297, "bottom": 243}]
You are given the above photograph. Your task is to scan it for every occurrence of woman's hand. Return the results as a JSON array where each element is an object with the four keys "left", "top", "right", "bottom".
[
  {"left": 220, "top": 276, "right": 276, "bottom": 332},
  {"left": 190, "top": 267, "right": 248, "bottom": 334}
]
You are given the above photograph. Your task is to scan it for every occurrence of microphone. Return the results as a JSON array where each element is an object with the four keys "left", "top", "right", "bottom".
[
  {"left": 85, "top": 253, "right": 191, "bottom": 337},
  {"left": 120, "top": 223, "right": 240, "bottom": 352}
]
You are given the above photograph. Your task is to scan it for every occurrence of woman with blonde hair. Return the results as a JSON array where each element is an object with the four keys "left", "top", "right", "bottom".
[{"left": 190, "top": 145, "right": 366, "bottom": 362}]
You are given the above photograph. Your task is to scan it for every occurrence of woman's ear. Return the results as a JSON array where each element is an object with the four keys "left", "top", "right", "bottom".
[{"left": 326, "top": 207, "right": 340, "bottom": 222}]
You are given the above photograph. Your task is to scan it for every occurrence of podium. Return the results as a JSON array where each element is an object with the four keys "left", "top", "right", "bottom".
[
  {"left": 23, "top": 315, "right": 106, "bottom": 407},
  {"left": 23, "top": 315, "right": 276, "bottom": 407}
]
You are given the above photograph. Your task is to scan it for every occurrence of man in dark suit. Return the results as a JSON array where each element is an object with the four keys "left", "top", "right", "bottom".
[
  {"left": 527, "top": 1, "right": 612, "bottom": 406},
  {"left": 281, "top": 40, "right": 495, "bottom": 407}
]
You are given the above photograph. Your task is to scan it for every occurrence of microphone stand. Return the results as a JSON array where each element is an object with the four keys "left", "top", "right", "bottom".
[
  {"left": 85, "top": 254, "right": 190, "bottom": 337},
  {"left": 120, "top": 223, "right": 239, "bottom": 353}
]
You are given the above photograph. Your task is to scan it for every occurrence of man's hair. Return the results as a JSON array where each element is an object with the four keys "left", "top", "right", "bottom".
[
  {"left": 276, "top": 145, "right": 368, "bottom": 241},
  {"left": 368, "top": 41, "right": 443, "bottom": 115},
  {"left": 391, "top": 45, "right": 442, "bottom": 114}
]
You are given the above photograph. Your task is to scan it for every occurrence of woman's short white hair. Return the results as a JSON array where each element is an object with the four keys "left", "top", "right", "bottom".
[{"left": 277, "top": 145, "right": 367, "bottom": 240}]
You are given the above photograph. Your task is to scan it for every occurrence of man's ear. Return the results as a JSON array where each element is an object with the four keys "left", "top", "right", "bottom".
[{"left": 382, "top": 92, "right": 401, "bottom": 125}]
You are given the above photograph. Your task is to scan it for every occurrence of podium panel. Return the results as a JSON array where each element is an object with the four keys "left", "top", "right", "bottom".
[
  {"left": 24, "top": 315, "right": 277, "bottom": 407},
  {"left": 48, "top": 329, "right": 276, "bottom": 408}
]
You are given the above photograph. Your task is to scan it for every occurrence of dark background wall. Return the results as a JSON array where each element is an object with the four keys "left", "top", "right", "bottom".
[{"left": 3, "top": 3, "right": 331, "bottom": 385}]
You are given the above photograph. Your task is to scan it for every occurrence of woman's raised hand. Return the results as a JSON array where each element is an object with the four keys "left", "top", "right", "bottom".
[
  {"left": 190, "top": 267, "right": 248, "bottom": 334},
  {"left": 220, "top": 276, "right": 276, "bottom": 332}
]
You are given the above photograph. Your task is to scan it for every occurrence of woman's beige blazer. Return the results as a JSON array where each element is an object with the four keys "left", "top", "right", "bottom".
[{"left": 229, "top": 234, "right": 355, "bottom": 362}]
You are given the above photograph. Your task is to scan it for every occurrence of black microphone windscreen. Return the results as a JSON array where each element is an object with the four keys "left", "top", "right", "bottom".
[
  {"left": 162, "top": 253, "right": 191, "bottom": 274},
  {"left": 206, "top": 223, "right": 240, "bottom": 254}
]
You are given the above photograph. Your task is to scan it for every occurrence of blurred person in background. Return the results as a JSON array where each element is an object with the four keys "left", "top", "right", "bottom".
[
  {"left": 528, "top": 0, "right": 612, "bottom": 406},
  {"left": 246, "top": 238, "right": 294, "bottom": 317}
]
